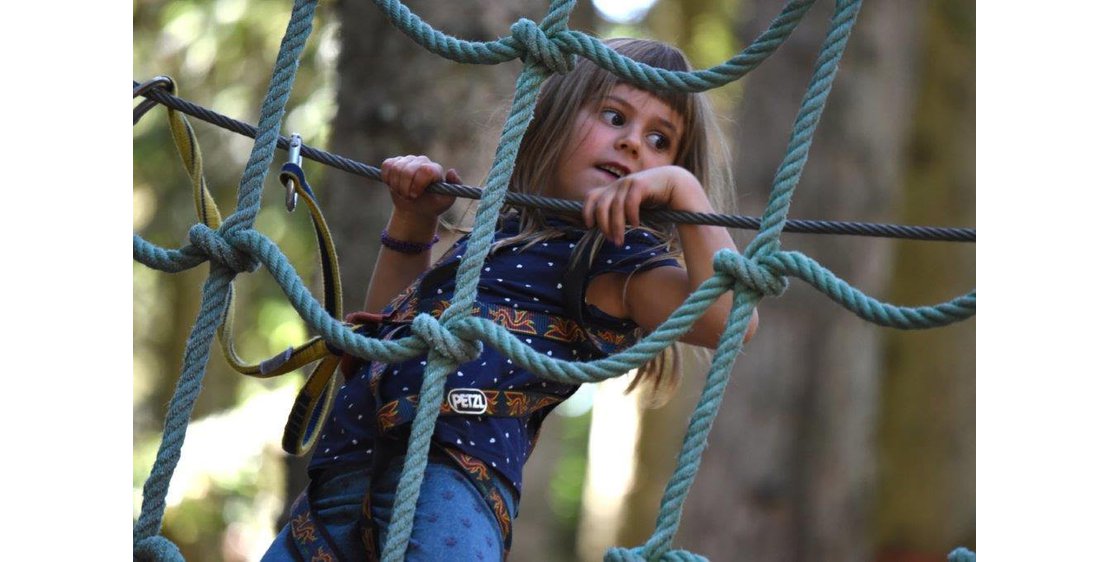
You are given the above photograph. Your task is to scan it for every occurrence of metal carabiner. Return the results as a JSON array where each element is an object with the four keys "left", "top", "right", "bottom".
[
  {"left": 133, "top": 75, "right": 176, "bottom": 125},
  {"left": 285, "top": 133, "right": 303, "bottom": 212}
]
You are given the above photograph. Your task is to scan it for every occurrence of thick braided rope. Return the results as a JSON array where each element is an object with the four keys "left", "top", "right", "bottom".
[
  {"left": 379, "top": 2, "right": 576, "bottom": 558},
  {"left": 635, "top": 3, "right": 866, "bottom": 556},
  {"left": 137, "top": 229, "right": 972, "bottom": 387},
  {"left": 134, "top": 270, "right": 234, "bottom": 555},
  {"left": 371, "top": 0, "right": 816, "bottom": 91},
  {"left": 133, "top": 1, "right": 318, "bottom": 559},
  {"left": 748, "top": 0, "right": 862, "bottom": 260},
  {"left": 134, "top": 229, "right": 441, "bottom": 370},
  {"left": 218, "top": 0, "right": 315, "bottom": 236},
  {"left": 448, "top": 251, "right": 972, "bottom": 391},
  {"left": 641, "top": 296, "right": 758, "bottom": 559},
  {"left": 379, "top": 57, "right": 552, "bottom": 562},
  {"left": 606, "top": 546, "right": 708, "bottom": 562},
  {"left": 949, "top": 547, "right": 976, "bottom": 562},
  {"left": 767, "top": 251, "right": 976, "bottom": 328},
  {"left": 134, "top": 535, "right": 184, "bottom": 562}
]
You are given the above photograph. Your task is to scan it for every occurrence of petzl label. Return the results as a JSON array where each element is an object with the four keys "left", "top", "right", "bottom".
[{"left": 447, "top": 388, "right": 488, "bottom": 415}]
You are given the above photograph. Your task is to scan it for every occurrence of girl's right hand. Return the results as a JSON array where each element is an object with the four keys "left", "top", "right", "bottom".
[{"left": 380, "top": 155, "right": 459, "bottom": 222}]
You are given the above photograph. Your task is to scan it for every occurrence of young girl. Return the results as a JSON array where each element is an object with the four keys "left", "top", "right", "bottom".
[{"left": 262, "top": 37, "right": 758, "bottom": 561}]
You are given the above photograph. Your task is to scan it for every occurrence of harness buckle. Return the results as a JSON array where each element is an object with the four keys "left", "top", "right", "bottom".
[
  {"left": 284, "top": 133, "right": 303, "bottom": 212},
  {"left": 446, "top": 388, "right": 489, "bottom": 415}
]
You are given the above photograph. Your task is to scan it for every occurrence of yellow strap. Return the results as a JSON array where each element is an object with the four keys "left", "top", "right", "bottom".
[
  {"left": 159, "top": 88, "right": 347, "bottom": 454},
  {"left": 282, "top": 353, "right": 343, "bottom": 456},
  {"left": 165, "top": 97, "right": 221, "bottom": 228}
]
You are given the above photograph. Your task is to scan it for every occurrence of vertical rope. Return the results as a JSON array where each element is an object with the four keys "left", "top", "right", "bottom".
[
  {"left": 221, "top": 0, "right": 318, "bottom": 236},
  {"left": 746, "top": 0, "right": 862, "bottom": 259},
  {"left": 133, "top": 1, "right": 317, "bottom": 558},
  {"left": 380, "top": 2, "right": 577, "bottom": 559},
  {"left": 642, "top": 296, "right": 757, "bottom": 558},
  {"left": 134, "top": 270, "right": 235, "bottom": 543}
]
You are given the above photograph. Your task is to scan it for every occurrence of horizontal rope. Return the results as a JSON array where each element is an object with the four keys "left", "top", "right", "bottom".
[
  {"left": 134, "top": 81, "right": 975, "bottom": 243},
  {"left": 369, "top": 0, "right": 817, "bottom": 92},
  {"left": 136, "top": 220, "right": 975, "bottom": 389}
]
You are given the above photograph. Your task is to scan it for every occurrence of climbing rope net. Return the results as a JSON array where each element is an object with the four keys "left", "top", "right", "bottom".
[{"left": 132, "top": 0, "right": 977, "bottom": 560}]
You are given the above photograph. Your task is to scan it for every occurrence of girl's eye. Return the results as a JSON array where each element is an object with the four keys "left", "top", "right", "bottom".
[
  {"left": 647, "top": 132, "right": 670, "bottom": 151},
  {"left": 601, "top": 109, "right": 625, "bottom": 126}
]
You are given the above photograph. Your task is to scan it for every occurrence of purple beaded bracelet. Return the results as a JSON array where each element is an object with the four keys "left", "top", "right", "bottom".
[{"left": 380, "top": 229, "right": 439, "bottom": 254}]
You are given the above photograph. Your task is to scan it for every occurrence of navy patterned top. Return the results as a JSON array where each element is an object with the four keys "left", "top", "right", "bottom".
[{"left": 308, "top": 215, "right": 679, "bottom": 496}]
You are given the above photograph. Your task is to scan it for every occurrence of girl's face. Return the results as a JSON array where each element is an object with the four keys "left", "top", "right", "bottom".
[{"left": 549, "top": 84, "right": 685, "bottom": 201}]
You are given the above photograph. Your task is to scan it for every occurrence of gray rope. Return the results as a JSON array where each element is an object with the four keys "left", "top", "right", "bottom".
[{"left": 134, "top": 81, "right": 975, "bottom": 243}]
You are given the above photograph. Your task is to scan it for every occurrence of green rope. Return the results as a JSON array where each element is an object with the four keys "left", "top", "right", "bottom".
[
  {"left": 132, "top": 0, "right": 977, "bottom": 559},
  {"left": 371, "top": 0, "right": 819, "bottom": 91},
  {"left": 747, "top": 0, "right": 862, "bottom": 259},
  {"left": 381, "top": 0, "right": 578, "bottom": 554}
]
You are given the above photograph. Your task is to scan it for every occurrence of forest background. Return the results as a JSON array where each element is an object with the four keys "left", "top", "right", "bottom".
[{"left": 131, "top": 0, "right": 976, "bottom": 560}]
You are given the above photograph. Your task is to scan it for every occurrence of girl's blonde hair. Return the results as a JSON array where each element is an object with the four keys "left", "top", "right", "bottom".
[{"left": 496, "top": 38, "right": 733, "bottom": 407}]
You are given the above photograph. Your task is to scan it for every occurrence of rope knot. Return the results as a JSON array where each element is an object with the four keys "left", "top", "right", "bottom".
[
  {"left": 604, "top": 547, "right": 647, "bottom": 562},
  {"left": 604, "top": 547, "right": 709, "bottom": 562},
  {"left": 411, "top": 313, "right": 483, "bottom": 363},
  {"left": 713, "top": 249, "right": 787, "bottom": 297},
  {"left": 510, "top": 19, "right": 575, "bottom": 74},
  {"left": 187, "top": 224, "right": 259, "bottom": 273},
  {"left": 948, "top": 548, "right": 976, "bottom": 562},
  {"left": 134, "top": 535, "right": 185, "bottom": 562}
]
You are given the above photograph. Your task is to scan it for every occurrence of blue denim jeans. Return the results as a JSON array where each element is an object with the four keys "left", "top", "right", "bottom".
[{"left": 260, "top": 457, "right": 518, "bottom": 561}]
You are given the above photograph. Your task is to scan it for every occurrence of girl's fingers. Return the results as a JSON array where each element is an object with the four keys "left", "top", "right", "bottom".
[
  {"left": 396, "top": 159, "right": 415, "bottom": 199},
  {"left": 582, "top": 190, "right": 597, "bottom": 229},
  {"left": 413, "top": 164, "right": 441, "bottom": 198},
  {"left": 381, "top": 158, "right": 397, "bottom": 189},
  {"left": 446, "top": 168, "right": 462, "bottom": 184},
  {"left": 625, "top": 184, "right": 643, "bottom": 230},
  {"left": 383, "top": 155, "right": 459, "bottom": 213},
  {"left": 595, "top": 189, "right": 615, "bottom": 240},
  {"left": 382, "top": 156, "right": 413, "bottom": 194},
  {"left": 609, "top": 184, "right": 628, "bottom": 245},
  {"left": 591, "top": 190, "right": 606, "bottom": 234},
  {"left": 400, "top": 158, "right": 429, "bottom": 199}
]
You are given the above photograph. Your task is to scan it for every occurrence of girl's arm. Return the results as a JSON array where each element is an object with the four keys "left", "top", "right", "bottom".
[
  {"left": 363, "top": 156, "right": 459, "bottom": 313},
  {"left": 363, "top": 212, "right": 438, "bottom": 312},
  {"left": 582, "top": 165, "right": 758, "bottom": 348}
]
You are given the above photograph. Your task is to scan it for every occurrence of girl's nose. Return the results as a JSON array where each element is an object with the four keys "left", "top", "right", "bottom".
[{"left": 617, "top": 134, "right": 640, "bottom": 156}]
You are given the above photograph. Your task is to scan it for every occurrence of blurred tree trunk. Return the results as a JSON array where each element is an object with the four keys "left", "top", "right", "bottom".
[
  {"left": 325, "top": 0, "right": 542, "bottom": 314},
  {"left": 876, "top": 0, "right": 975, "bottom": 559},
  {"left": 668, "top": 2, "right": 926, "bottom": 561}
]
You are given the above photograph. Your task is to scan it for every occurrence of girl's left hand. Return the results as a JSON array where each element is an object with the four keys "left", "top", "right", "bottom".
[{"left": 581, "top": 165, "right": 706, "bottom": 245}]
